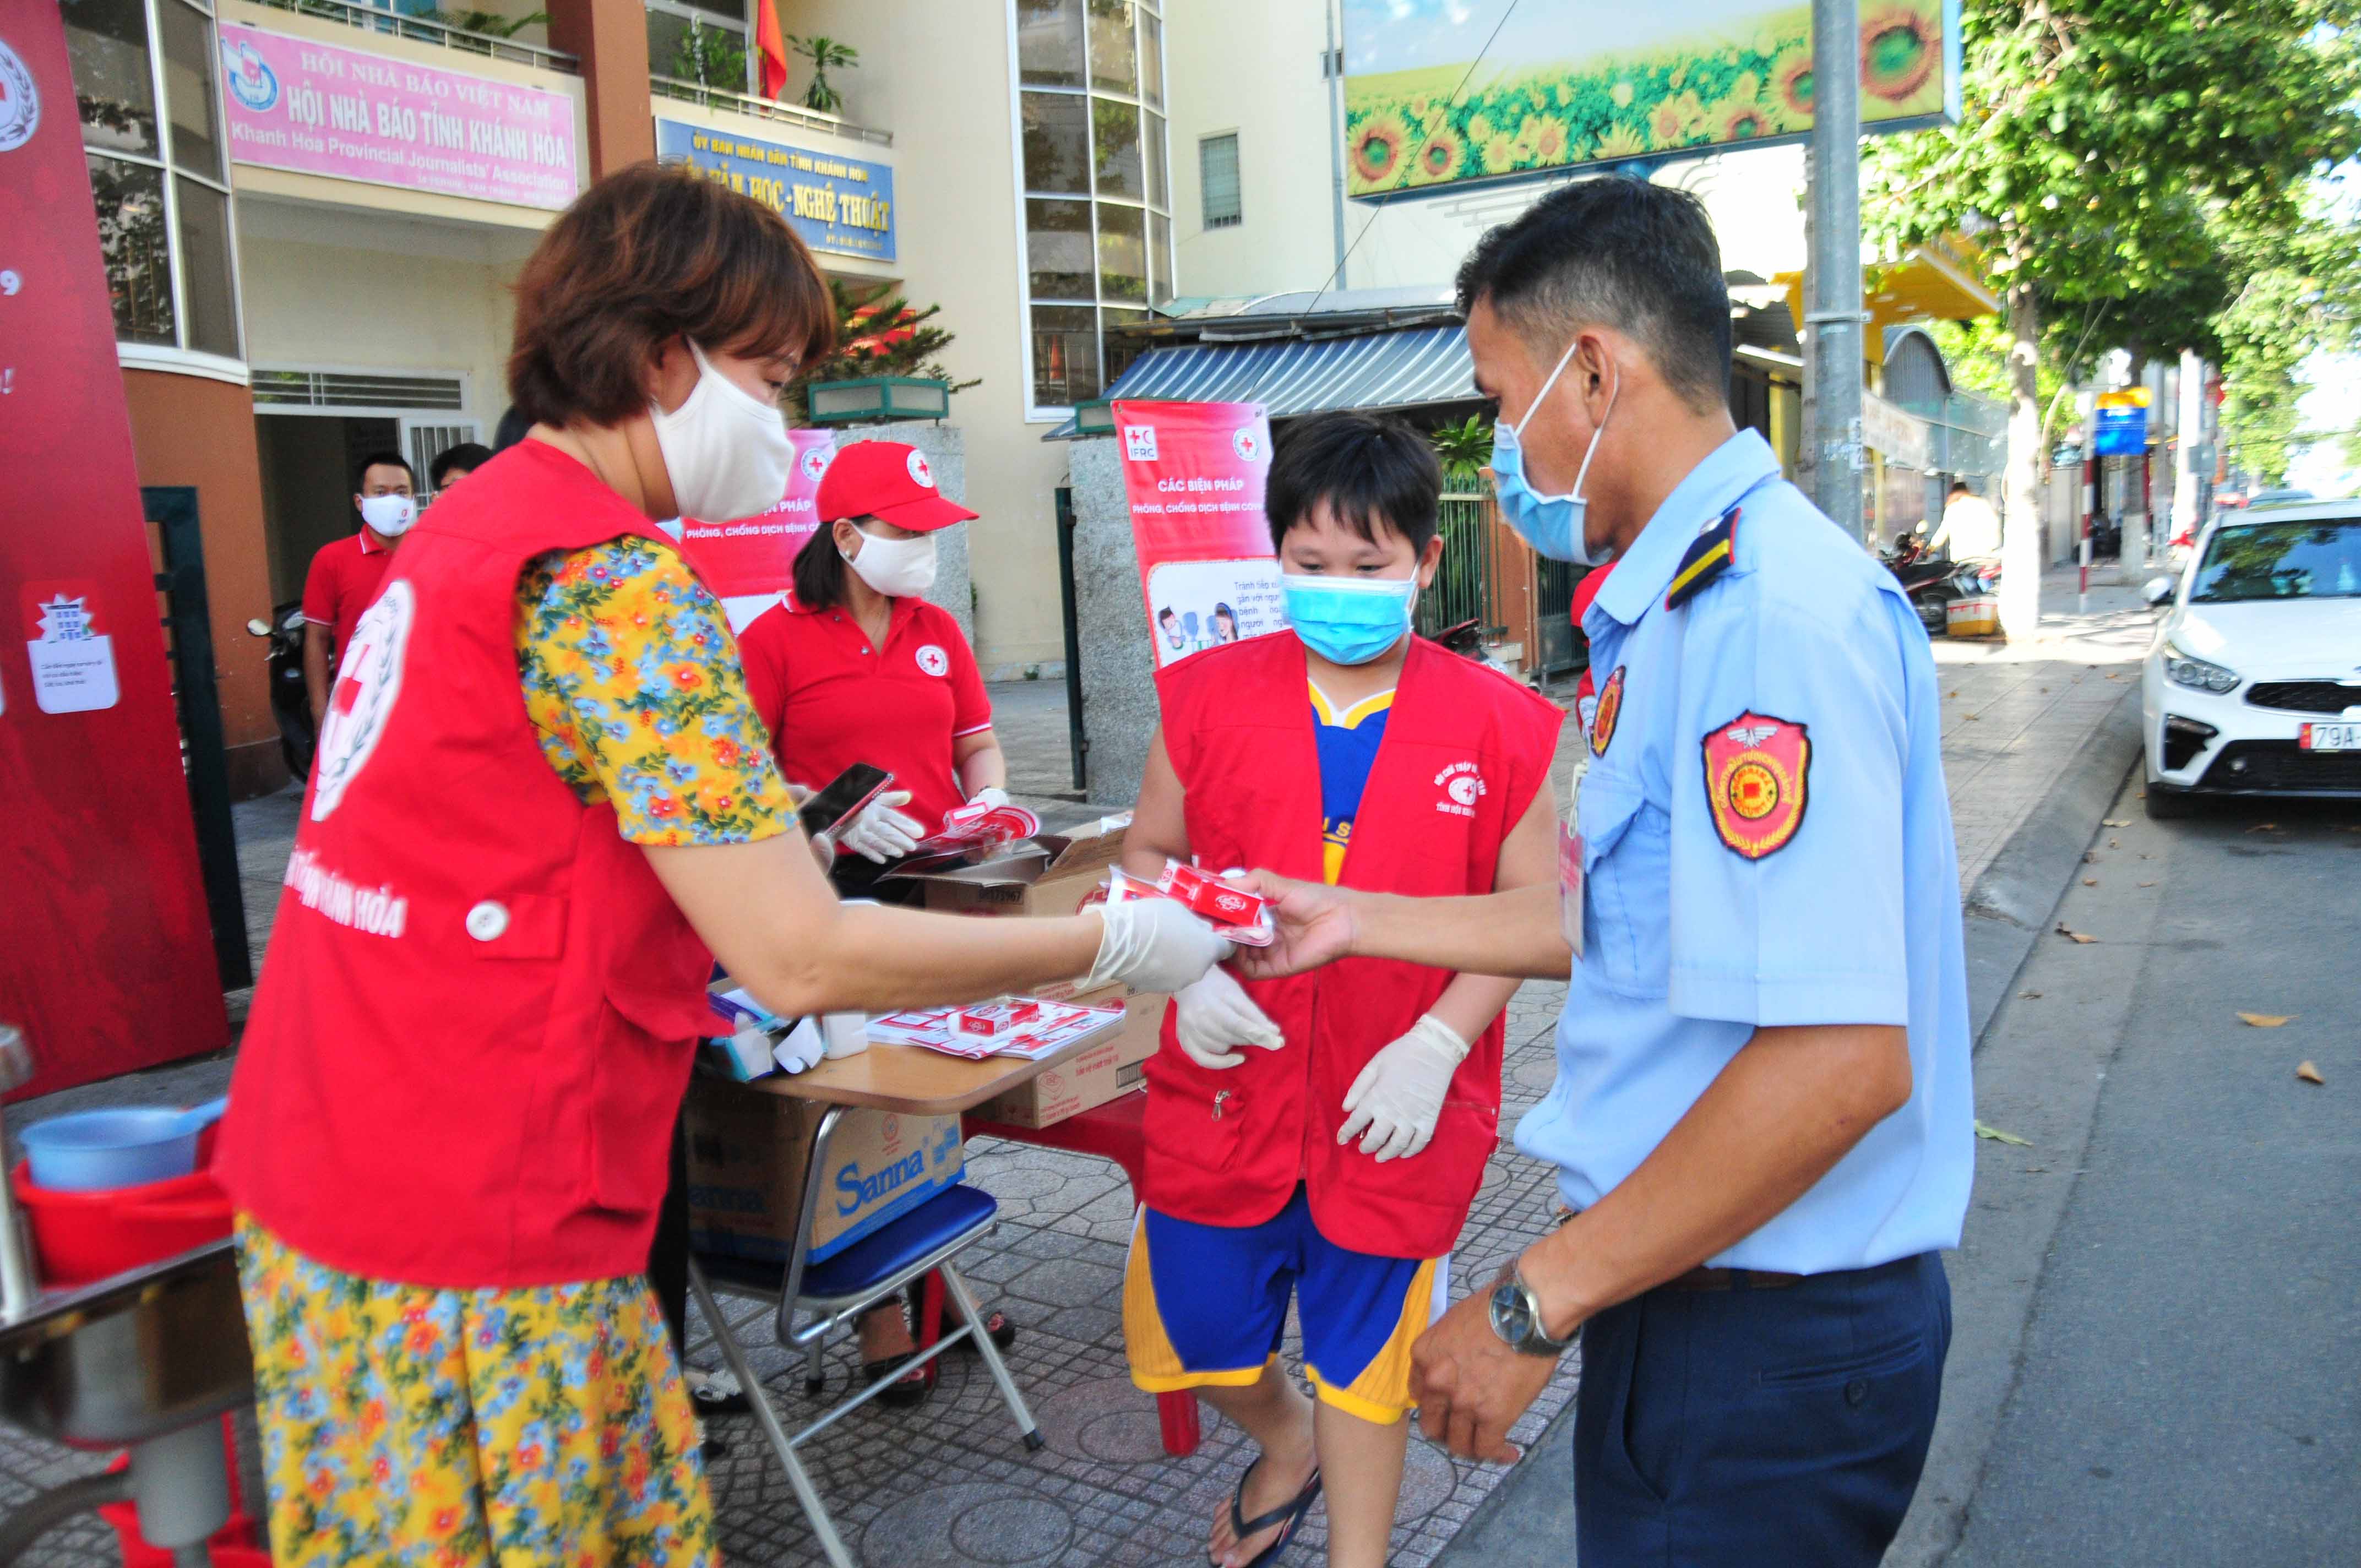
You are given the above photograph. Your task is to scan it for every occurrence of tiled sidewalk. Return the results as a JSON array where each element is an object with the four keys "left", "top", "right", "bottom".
[{"left": 0, "top": 565, "right": 2151, "bottom": 1564}]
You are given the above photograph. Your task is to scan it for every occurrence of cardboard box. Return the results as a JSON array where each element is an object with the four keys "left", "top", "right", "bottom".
[
  {"left": 1946, "top": 596, "right": 2001, "bottom": 638},
  {"left": 682, "top": 1077, "right": 963, "bottom": 1264},
  {"left": 890, "top": 815, "right": 1130, "bottom": 926},
  {"left": 971, "top": 990, "right": 1164, "bottom": 1129}
]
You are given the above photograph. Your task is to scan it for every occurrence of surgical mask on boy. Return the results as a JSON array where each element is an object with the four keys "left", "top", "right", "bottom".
[
  {"left": 842, "top": 526, "right": 938, "bottom": 598},
  {"left": 358, "top": 494, "right": 417, "bottom": 537},
  {"left": 1281, "top": 573, "right": 1418, "bottom": 666},
  {"left": 648, "top": 340, "right": 794, "bottom": 522},
  {"left": 1490, "top": 341, "right": 1619, "bottom": 566}
]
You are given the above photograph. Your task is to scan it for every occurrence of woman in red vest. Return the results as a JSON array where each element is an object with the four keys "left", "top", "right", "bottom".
[
  {"left": 1119, "top": 413, "right": 1563, "bottom": 1568},
  {"left": 211, "top": 165, "right": 1228, "bottom": 1564}
]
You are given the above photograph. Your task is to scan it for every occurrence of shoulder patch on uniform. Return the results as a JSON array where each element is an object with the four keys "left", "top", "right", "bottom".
[
  {"left": 1589, "top": 665, "right": 1625, "bottom": 756},
  {"left": 1665, "top": 504, "right": 1740, "bottom": 610},
  {"left": 1700, "top": 709, "right": 1809, "bottom": 859}
]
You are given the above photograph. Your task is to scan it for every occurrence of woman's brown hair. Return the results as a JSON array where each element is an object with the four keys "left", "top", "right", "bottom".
[{"left": 507, "top": 164, "right": 834, "bottom": 427}]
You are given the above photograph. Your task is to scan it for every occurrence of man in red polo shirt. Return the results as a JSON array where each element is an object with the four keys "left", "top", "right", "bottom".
[{"left": 301, "top": 450, "right": 416, "bottom": 729}]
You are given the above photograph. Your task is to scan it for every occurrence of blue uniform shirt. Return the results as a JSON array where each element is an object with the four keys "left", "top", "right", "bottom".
[{"left": 1514, "top": 431, "right": 1974, "bottom": 1273}]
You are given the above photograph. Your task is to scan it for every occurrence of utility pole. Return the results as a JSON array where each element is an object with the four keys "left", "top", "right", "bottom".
[
  {"left": 1804, "top": 0, "right": 1864, "bottom": 544},
  {"left": 1323, "top": 0, "right": 1350, "bottom": 291}
]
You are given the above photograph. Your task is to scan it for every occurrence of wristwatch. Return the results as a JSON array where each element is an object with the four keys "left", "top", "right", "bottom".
[{"left": 1488, "top": 1262, "right": 1577, "bottom": 1357}]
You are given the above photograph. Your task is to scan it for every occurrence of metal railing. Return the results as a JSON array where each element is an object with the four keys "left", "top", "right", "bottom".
[
  {"left": 649, "top": 75, "right": 893, "bottom": 146},
  {"left": 242, "top": 0, "right": 579, "bottom": 73},
  {"left": 1417, "top": 492, "right": 1502, "bottom": 642}
]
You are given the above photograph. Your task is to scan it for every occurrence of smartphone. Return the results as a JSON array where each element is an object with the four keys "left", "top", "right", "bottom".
[{"left": 798, "top": 763, "right": 894, "bottom": 843}]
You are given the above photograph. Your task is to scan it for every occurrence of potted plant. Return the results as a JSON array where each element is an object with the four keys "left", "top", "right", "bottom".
[{"left": 788, "top": 34, "right": 858, "bottom": 115}]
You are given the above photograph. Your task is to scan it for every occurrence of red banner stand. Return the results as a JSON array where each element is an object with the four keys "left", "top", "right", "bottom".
[{"left": 0, "top": 0, "right": 231, "bottom": 1096}]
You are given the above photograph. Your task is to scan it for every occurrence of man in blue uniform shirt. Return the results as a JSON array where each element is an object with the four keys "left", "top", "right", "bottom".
[{"left": 1242, "top": 177, "right": 1972, "bottom": 1563}]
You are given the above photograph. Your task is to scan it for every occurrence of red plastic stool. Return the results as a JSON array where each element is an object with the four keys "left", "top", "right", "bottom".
[{"left": 962, "top": 1091, "right": 1201, "bottom": 1457}]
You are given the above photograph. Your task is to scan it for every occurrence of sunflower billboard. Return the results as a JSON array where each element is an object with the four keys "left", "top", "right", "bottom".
[{"left": 1342, "top": 0, "right": 1958, "bottom": 199}]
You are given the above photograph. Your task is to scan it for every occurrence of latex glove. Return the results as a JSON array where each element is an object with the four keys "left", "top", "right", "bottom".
[
  {"left": 836, "top": 790, "right": 924, "bottom": 864},
  {"left": 1172, "top": 966, "right": 1285, "bottom": 1070},
  {"left": 966, "top": 786, "right": 1013, "bottom": 813},
  {"left": 1085, "top": 897, "right": 1232, "bottom": 995},
  {"left": 1338, "top": 1014, "right": 1470, "bottom": 1162}
]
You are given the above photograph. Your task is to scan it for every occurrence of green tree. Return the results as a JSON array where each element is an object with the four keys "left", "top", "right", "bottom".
[
  {"left": 790, "top": 281, "right": 980, "bottom": 423},
  {"left": 672, "top": 16, "right": 746, "bottom": 91},
  {"left": 1430, "top": 415, "right": 1495, "bottom": 489},
  {"left": 788, "top": 35, "right": 858, "bottom": 115},
  {"left": 1867, "top": 0, "right": 2361, "bottom": 622}
]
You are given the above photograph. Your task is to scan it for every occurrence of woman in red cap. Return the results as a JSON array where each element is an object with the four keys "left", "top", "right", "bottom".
[{"left": 733, "top": 439, "right": 1012, "bottom": 1403}]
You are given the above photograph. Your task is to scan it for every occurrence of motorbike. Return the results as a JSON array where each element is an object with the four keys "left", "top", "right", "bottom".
[
  {"left": 1883, "top": 537, "right": 2000, "bottom": 635},
  {"left": 245, "top": 601, "right": 316, "bottom": 781}
]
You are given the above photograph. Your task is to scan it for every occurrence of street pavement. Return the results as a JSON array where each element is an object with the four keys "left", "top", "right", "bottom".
[
  {"left": 1895, "top": 781, "right": 2360, "bottom": 1567},
  {"left": 0, "top": 565, "right": 2227, "bottom": 1566}
]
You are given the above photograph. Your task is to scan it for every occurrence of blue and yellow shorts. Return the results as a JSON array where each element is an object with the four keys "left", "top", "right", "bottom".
[{"left": 1122, "top": 1186, "right": 1447, "bottom": 1424}]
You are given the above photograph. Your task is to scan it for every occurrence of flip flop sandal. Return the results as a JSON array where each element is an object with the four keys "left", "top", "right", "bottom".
[
  {"left": 688, "top": 1366, "right": 752, "bottom": 1418},
  {"left": 1218, "top": 1459, "right": 1323, "bottom": 1568},
  {"left": 859, "top": 1354, "right": 937, "bottom": 1410},
  {"left": 907, "top": 1281, "right": 1019, "bottom": 1353}
]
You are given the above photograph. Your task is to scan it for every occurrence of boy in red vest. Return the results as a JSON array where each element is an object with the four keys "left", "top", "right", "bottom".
[{"left": 1120, "top": 412, "right": 1563, "bottom": 1568}]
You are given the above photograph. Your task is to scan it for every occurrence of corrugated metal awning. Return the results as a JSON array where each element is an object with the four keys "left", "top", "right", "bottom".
[{"left": 1044, "top": 325, "right": 1474, "bottom": 439}]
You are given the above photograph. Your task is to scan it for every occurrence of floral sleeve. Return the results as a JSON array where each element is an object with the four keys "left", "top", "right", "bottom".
[{"left": 515, "top": 536, "right": 796, "bottom": 846}]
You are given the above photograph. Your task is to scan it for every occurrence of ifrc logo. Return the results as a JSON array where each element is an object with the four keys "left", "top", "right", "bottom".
[
  {"left": 0, "top": 39, "right": 41, "bottom": 154},
  {"left": 905, "top": 449, "right": 935, "bottom": 488},
  {"left": 1232, "top": 427, "right": 1264, "bottom": 462},
  {"left": 1434, "top": 760, "right": 1486, "bottom": 816},
  {"left": 309, "top": 580, "right": 415, "bottom": 822},
  {"left": 1123, "top": 424, "right": 1158, "bottom": 461},
  {"left": 915, "top": 644, "right": 950, "bottom": 677},
  {"left": 801, "top": 445, "right": 834, "bottom": 484}
]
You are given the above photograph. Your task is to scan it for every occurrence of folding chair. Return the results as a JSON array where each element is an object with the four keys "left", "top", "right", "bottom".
[{"left": 687, "top": 1103, "right": 1042, "bottom": 1568}]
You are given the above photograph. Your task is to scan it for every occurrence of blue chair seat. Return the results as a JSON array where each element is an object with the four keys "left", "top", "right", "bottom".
[{"left": 801, "top": 1184, "right": 997, "bottom": 1301}]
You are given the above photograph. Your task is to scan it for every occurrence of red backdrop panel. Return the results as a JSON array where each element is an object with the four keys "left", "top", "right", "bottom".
[
  {"left": 1112, "top": 399, "right": 1284, "bottom": 671},
  {"left": 0, "top": 0, "right": 231, "bottom": 1096}
]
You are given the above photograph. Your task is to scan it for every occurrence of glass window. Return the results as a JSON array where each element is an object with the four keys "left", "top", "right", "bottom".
[
  {"left": 1092, "top": 97, "right": 1141, "bottom": 200},
  {"left": 1015, "top": 0, "right": 1085, "bottom": 88},
  {"left": 86, "top": 155, "right": 175, "bottom": 346},
  {"left": 2191, "top": 520, "right": 2361, "bottom": 602},
  {"left": 159, "top": 0, "right": 223, "bottom": 179},
  {"left": 1026, "top": 198, "right": 1096, "bottom": 300},
  {"left": 62, "top": 0, "right": 159, "bottom": 158},
  {"left": 650, "top": 9, "right": 747, "bottom": 87},
  {"left": 175, "top": 176, "right": 239, "bottom": 358},
  {"left": 1021, "top": 91, "right": 1091, "bottom": 194},
  {"left": 1097, "top": 203, "right": 1146, "bottom": 303},
  {"left": 1200, "top": 132, "right": 1241, "bottom": 228},
  {"left": 1150, "top": 211, "right": 1173, "bottom": 304},
  {"left": 1086, "top": 0, "right": 1135, "bottom": 95},
  {"left": 1102, "top": 306, "right": 1151, "bottom": 387},
  {"left": 1139, "top": 12, "right": 1162, "bottom": 109},
  {"left": 1032, "top": 305, "right": 1101, "bottom": 405},
  {"left": 1143, "top": 110, "right": 1167, "bottom": 209}
]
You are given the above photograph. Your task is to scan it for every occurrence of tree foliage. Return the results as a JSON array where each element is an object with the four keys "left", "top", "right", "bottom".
[{"left": 787, "top": 281, "right": 980, "bottom": 423}]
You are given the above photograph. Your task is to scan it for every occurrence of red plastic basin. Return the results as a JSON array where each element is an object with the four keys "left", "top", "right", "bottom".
[{"left": 12, "top": 1158, "right": 232, "bottom": 1287}]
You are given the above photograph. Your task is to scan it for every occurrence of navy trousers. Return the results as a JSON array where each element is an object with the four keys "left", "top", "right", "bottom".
[{"left": 1574, "top": 1251, "right": 1951, "bottom": 1566}]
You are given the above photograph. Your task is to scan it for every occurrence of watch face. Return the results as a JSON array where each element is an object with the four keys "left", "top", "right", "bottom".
[{"left": 1490, "top": 1278, "right": 1533, "bottom": 1344}]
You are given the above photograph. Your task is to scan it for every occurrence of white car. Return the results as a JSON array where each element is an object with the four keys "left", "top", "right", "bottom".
[{"left": 2141, "top": 501, "right": 2361, "bottom": 819}]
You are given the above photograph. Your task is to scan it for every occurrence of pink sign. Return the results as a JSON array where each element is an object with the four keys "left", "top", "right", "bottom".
[
  {"left": 216, "top": 21, "right": 578, "bottom": 210},
  {"left": 676, "top": 429, "right": 839, "bottom": 597}
]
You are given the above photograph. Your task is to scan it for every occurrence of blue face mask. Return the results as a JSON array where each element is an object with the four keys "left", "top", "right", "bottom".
[
  {"left": 1281, "top": 572, "right": 1418, "bottom": 666},
  {"left": 1490, "top": 342, "right": 1619, "bottom": 565}
]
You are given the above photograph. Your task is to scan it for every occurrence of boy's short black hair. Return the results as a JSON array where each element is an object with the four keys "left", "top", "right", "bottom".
[
  {"left": 1455, "top": 176, "right": 1731, "bottom": 413},
  {"left": 353, "top": 450, "right": 415, "bottom": 489},
  {"left": 429, "top": 443, "right": 494, "bottom": 488},
  {"left": 1265, "top": 411, "right": 1441, "bottom": 554}
]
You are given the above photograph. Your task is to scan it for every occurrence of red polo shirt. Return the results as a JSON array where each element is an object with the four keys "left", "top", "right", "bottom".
[
  {"left": 300, "top": 531, "right": 394, "bottom": 662},
  {"left": 737, "top": 594, "right": 992, "bottom": 832}
]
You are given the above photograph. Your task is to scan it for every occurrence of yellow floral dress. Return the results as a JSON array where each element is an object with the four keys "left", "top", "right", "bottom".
[{"left": 238, "top": 535, "right": 790, "bottom": 1567}]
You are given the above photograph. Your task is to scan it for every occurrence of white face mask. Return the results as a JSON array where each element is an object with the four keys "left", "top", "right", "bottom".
[
  {"left": 841, "top": 525, "right": 938, "bottom": 599},
  {"left": 649, "top": 341, "right": 793, "bottom": 521},
  {"left": 358, "top": 494, "right": 416, "bottom": 537}
]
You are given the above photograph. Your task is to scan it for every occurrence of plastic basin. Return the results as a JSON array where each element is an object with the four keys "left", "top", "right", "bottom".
[{"left": 19, "top": 1100, "right": 225, "bottom": 1192}]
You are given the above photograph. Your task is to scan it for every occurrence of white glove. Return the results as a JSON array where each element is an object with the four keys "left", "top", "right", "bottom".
[
  {"left": 966, "top": 786, "right": 1012, "bottom": 813},
  {"left": 1172, "top": 966, "right": 1285, "bottom": 1070},
  {"left": 1085, "top": 897, "right": 1232, "bottom": 995},
  {"left": 1337, "top": 1014, "right": 1470, "bottom": 1162},
  {"left": 836, "top": 790, "right": 924, "bottom": 864}
]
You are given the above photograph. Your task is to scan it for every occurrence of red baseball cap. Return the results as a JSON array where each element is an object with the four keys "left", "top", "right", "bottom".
[{"left": 815, "top": 440, "right": 978, "bottom": 532}]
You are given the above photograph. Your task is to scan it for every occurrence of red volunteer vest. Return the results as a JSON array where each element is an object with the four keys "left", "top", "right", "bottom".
[
  {"left": 214, "top": 442, "right": 716, "bottom": 1288},
  {"left": 1144, "top": 633, "right": 1564, "bottom": 1259}
]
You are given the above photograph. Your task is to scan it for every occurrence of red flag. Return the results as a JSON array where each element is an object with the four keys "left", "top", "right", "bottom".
[{"left": 755, "top": 0, "right": 789, "bottom": 99}]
